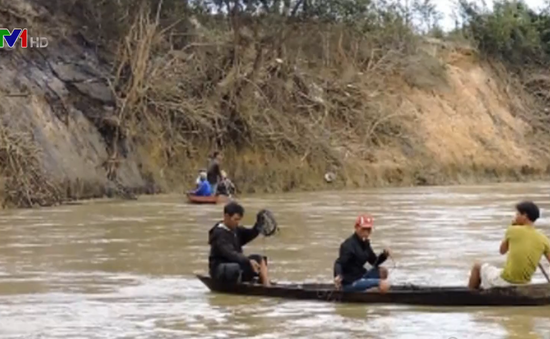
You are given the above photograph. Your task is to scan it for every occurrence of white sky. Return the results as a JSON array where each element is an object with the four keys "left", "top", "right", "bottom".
[{"left": 435, "top": 0, "right": 548, "bottom": 30}]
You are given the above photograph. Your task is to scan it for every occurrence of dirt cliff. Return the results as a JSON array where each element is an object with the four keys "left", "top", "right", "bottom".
[{"left": 0, "top": 0, "right": 549, "bottom": 208}]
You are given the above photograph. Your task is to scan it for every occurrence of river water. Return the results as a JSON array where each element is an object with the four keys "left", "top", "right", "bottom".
[{"left": 1, "top": 182, "right": 550, "bottom": 339}]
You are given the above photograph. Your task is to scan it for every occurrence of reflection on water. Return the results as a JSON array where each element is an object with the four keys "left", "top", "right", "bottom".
[{"left": 1, "top": 182, "right": 550, "bottom": 338}]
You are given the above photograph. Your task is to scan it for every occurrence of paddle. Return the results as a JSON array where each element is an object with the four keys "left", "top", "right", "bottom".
[
  {"left": 539, "top": 227, "right": 550, "bottom": 283},
  {"left": 539, "top": 263, "right": 550, "bottom": 283}
]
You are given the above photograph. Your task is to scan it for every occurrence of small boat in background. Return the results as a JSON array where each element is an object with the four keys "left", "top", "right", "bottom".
[
  {"left": 196, "top": 274, "right": 550, "bottom": 306},
  {"left": 186, "top": 193, "right": 231, "bottom": 204}
]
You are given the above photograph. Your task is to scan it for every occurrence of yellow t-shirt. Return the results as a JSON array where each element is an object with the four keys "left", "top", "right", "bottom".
[{"left": 500, "top": 225, "right": 550, "bottom": 284}]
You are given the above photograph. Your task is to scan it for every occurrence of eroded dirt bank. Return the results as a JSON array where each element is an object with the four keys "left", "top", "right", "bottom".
[{"left": 0, "top": 0, "right": 549, "bottom": 208}]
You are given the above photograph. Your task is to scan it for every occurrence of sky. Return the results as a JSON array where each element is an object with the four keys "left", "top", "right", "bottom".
[{"left": 435, "top": 0, "right": 548, "bottom": 31}]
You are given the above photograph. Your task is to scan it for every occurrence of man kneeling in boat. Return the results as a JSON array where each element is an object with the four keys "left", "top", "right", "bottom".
[
  {"left": 333, "top": 214, "right": 391, "bottom": 293},
  {"left": 216, "top": 170, "right": 236, "bottom": 197},
  {"left": 208, "top": 202, "right": 271, "bottom": 286},
  {"left": 468, "top": 201, "right": 550, "bottom": 290}
]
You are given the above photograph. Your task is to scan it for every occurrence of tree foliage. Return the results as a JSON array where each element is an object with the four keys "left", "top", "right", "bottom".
[
  {"left": 50, "top": 0, "right": 444, "bottom": 47},
  {"left": 457, "top": 0, "right": 550, "bottom": 66}
]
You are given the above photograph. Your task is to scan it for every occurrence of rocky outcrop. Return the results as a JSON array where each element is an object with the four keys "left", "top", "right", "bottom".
[{"left": 0, "top": 12, "right": 148, "bottom": 204}]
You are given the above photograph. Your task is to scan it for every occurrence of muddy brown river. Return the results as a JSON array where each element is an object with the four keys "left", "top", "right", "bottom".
[{"left": 1, "top": 182, "right": 550, "bottom": 338}]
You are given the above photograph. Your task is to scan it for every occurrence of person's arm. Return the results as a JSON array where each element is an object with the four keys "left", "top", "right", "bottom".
[
  {"left": 214, "top": 163, "right": 222, "bottom": 181},
  {"left": 236, "top": 211, "right": 270, "bottom": 245},
  {"left": 365, "top": 242, "right": 388, "bottom": 267},
  {"left": 374, "top": 251, "right": 388, "bottom": 267},
  {"left": 189, "top": 185, "right": 199, "bottom": 195},
  {"left": 214, "top": 232, "right": 250, "bottom": 265},
  {"left": 237, "top": 225, "right": 260, "bottom": 246},
  {"left": 500, "top": 226, "right": 513, "bottom": 255},
  {"left": 499, "top": 239, "right": 509, "bottom": 255},
  {"left": 543, "top": 236, "right": 550, "bottom": 264},
  {"left": 334, "top": 243, "right": 353, "bottom": 278}
]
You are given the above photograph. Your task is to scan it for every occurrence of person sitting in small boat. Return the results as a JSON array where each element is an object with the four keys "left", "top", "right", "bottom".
[
  {"left": 190, "top": 172, "right": 212, "bottom": 197},
  {"left": 216, "top": 170, "right": 236, "bottom": 197},
  {"left": 333, "top": 214, "right": 391, "bottom": 293},
  {"left": 208, "top": 202, "right": 271, "bottom": 286},
  {"left": 468, "top": 201, "right": 550, "bottom": 290},
  {"left": 195, "top": 169, "right": 207, "bottom": 189}
]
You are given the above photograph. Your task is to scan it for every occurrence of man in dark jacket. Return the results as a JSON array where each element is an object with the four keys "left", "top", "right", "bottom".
[
  {"left": 333, "top": 214, "right": 391, "bottom": 293},
  {"left": 206, "top": 151, "right": 222, "bottom": 196},
  {"left": 208, "top": 201, "right": 271, "bottom": 286}
]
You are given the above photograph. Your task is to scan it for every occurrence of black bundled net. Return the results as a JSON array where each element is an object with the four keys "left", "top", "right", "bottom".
[{"left": 256, "top": 209, "right": 278, "bottom": 237}]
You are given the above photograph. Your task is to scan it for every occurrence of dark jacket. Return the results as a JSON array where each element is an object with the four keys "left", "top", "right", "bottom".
[
  {"left": 333, "top": 233, "right": 388, "bottom": 285},
  {"left": 206, "top": 159, "right": 221, "bottom": 185},
  {"left": 208, "top": 221, "right": 260, "bottom": 273}
]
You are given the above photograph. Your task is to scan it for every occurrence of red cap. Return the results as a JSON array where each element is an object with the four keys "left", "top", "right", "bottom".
[{"left": 355, "top": 214, "right": 374, "bottom": 229}]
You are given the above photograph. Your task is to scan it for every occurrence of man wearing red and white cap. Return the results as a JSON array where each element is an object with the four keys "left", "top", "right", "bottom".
[{"left": 333, "top": 214, "right": 392, "bottom": 293}]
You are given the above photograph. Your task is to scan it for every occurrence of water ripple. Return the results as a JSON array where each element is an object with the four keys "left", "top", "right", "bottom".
[{"left": 0, "top": 182, "right": 550, "bottom": 338}]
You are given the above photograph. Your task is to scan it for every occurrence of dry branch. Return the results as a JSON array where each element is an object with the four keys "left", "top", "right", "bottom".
[{"left": 0, "top": 123, "right": 63, "bottom": 208}]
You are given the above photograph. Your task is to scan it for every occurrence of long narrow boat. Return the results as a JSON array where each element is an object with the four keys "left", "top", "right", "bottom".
[
  {"left": 196, "top": 274, "right": 550, "bottom": 306},
  {"left": 186, "top": 193, "right": 230, "bottom": 204}
]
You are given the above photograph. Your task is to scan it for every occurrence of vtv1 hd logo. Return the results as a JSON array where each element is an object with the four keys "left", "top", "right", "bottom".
[{"left": 0, "top": 28, "right": 48, "bottom": 48}]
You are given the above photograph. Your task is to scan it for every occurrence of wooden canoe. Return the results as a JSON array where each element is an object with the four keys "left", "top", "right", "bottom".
[
  {"left": 186, "top": 193, "right": 230, "bottom": 204},
  {"left": 196, "top": 274, "right": 550, "bottom": 306}
]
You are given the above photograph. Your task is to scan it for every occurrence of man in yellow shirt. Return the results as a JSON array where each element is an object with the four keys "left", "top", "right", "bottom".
[{"left": 468, "top": 201, "right": 550, "bottom": 290}]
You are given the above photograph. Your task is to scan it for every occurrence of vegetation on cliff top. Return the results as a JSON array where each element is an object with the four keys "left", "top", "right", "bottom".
[
  {"left": 2, "top": 0, "right": 550, "bottom": 207},
  {"left": 457, "top": 0, "right": 550, "bottom": 161}
]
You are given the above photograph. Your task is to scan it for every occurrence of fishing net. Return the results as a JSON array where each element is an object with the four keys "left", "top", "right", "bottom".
[{"left": 256, "top": 209, "right": 278, "bottom": 237}]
